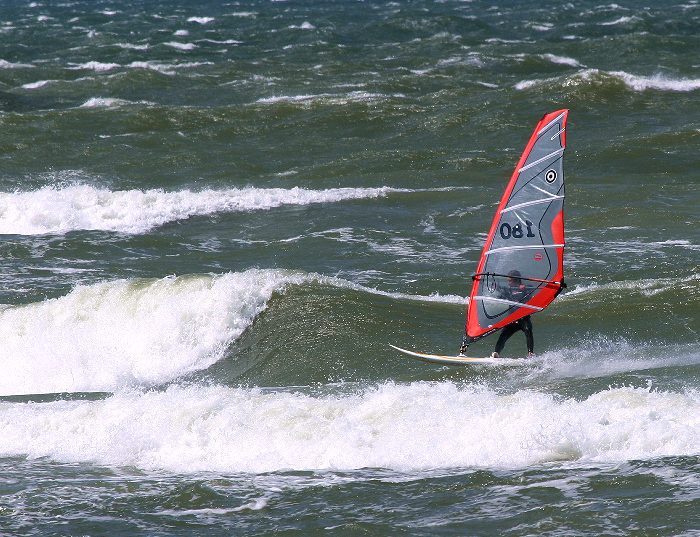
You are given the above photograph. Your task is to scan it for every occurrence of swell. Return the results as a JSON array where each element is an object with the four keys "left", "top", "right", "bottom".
[{"left": 1, "top": 267, "right": 695, "bottom": 396}]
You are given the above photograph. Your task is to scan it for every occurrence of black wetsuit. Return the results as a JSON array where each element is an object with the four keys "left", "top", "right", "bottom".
[
  {"left": 494, "top": 282, "right": 534, "bottom": 355},
  {"left": 494, "top": 315, "right": 533, "bottom": 355}
]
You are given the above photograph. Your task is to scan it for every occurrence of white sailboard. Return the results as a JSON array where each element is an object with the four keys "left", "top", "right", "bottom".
[{"left": 389, "top": 345, "right": 525, "bottom": 366}]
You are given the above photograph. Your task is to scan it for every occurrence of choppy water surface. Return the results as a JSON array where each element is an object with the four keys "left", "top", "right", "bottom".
[{"left": 0, "top": 0, "right": 698, "bottom": 535}]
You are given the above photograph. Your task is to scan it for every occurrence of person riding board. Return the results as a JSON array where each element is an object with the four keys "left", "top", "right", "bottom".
[
  {"left": 490, "top": 270, "right": 534, "bottom": 358},
  {"left": 460, "top": 269, "right": 535, "bottom": 358}
]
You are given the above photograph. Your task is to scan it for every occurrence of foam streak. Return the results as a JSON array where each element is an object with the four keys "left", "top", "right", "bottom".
[{"left": 0, "top": 185, "right": 406, "bottom": 235}]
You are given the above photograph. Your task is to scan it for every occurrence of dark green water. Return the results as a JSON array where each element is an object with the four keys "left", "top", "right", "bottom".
[{"left": 0, "top": 0, "right": 698, "bottom": 535}]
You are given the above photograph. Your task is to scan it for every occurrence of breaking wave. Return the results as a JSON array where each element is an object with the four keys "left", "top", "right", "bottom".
[
  {"left": 0, "top": 270, "right": 463, "bottom": 396},
  {"left": 515, "top": 69, "right": 700, "bottom": 92},
  {"left": 0, "top": 382, "right": 698, "bottom": 473},
  {"left": 0, "top": 184, "right": 411, "bottom": 235}
]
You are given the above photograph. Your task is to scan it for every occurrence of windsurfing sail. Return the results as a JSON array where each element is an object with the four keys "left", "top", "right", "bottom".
[{"left": 466, "top": 109, "right": 568, "bottom": 339}]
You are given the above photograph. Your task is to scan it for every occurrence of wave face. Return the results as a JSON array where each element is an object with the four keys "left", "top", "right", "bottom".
[
  {"left": 0, "top": 270, "right": 466, "bottom": 396},
  {"left": 0, "top": 271, "right": 289, "bottom": 395}
]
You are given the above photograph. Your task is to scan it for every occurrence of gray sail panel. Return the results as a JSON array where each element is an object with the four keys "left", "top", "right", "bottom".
[{"left": 474, "top": 113, "right": 566, "bottom": 326}]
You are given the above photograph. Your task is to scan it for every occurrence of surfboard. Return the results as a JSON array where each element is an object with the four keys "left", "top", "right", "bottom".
[{"left": 389, "top": 345, "right": 525, "bottom": 366}]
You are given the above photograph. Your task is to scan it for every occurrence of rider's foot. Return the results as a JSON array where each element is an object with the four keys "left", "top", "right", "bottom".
[{"left": 490, "top": 352, "right": 499, "bottom": 358}]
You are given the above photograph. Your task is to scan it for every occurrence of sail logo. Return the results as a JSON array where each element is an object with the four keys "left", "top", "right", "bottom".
[
  {"left": 500, "top": 220, "right": 536, "bottom": 240},
  {"left": 545, "top": 169, "right": 557, "bottom": 183}
]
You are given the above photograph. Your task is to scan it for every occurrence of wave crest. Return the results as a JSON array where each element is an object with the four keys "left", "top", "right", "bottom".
[
  {"left": 0, "top": 269, "right": 464, "bottom": 396},
  {"left": 516, "top": 69, "right": 700, "bottom": 93},
  {"left": 0, "top": 184, "right": 405, "bottom": 235}
]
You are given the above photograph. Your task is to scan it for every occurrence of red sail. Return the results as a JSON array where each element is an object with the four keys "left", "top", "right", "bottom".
[{"left": 466, "top": 110, "right": 568, "bottom": 339}]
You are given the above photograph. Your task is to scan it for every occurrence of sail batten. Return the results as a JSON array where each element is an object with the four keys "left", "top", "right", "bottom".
[
  {"left": 485, "top": 243, "right": 565, "bottom": 255},
  {"left": 473, "top": 296, "right": 544, "bottom": 310},
  {"left": 537, "top": 111, "right": 567, "bottom": 135},
  {"left": 518, "top": 148, "right": 564, "bottom": 172},
  {"left": 550, "top": 128, "right": 565, "bottom": 141},
  {"left": 501, "top": 196, "right": 564, "bottom": 213},
  {"left": 531, "top": 184, "right": 558, "bottom": 196},
  {"left": 466, "top": 109, "right": 568, "bottom": 339}
]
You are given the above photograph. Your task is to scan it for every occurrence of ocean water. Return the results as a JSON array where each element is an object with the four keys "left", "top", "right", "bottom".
[{"left": 0, "top": 0, "right": 698, "bottom": 535}]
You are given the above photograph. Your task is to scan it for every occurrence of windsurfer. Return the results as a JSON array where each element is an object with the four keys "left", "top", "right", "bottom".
[
  {"left": 458, "top": 110, "right": 568, "bottom": 360},
  {"left": 490, "top": 270, "right": 534, "bottom": 358}
]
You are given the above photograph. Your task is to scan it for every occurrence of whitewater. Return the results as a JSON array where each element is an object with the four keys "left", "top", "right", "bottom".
[
  {"left": 0, "top": 269, "right": 465, "bottom": 395},
  {"left": 1, "top": 382, "right": 698, "bottom": 474},
  {"left": 0, "top": 184, "right": 413, "bottom": 235}
]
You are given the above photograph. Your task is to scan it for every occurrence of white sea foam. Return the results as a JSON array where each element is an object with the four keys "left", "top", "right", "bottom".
[
  {"left": 485, "top": 38, "right": 530, "bottom": 44},
  {"left": 565, "top": 273, "right": 699, "bottom": 298},
  {"left": 198, "top": 39, "right": 242, "bottom": 45},
  {"left": 526, "top": 342, "right": 700, "bottom": 384},
  {"left": 290, "top": 21, "right": 316, "bottom": 30},
  {"left": 114, "top": 42, "right": 150, "bottom": 50},
  {"left": 514, "top": 77, "right": 550, "bottom": 90},
  {"left": 599, "top": 16, "right": 637, "bottom": 25},
  {"left": 0, "top": 184, "right": 408, "bottom": 235},
  {"left": 256, "top": 92, "right": 405, "bottom": 106},
  {"left": 540, "top": 54, "right": 583, "bottom": 67},
  {"left": 515, "top": 68, "right": 602, "bottom": 90},
  {"left": 515, "top": 68, "right": 700, "bottom": 92},
  {"left": 126, "top": 60, "right": 212, "bottom": 75},
  {"left": 164, "top": 42, "right": 197, "bottom": 51},
  {"left": 0, "top": 271, "right": 295, "bottom": 396},
  {"left": 609, "top": 71, "right": 700, "bottom": 92},
  {"left": 158, "top": 499, "right": 269, "bottom": 517},
  {"left": 0, "top": 270, "right": 463, "bottom": 396},
  {"left": 0, "top": 59, "right": 34, "bottom": 69},
  {"left": 319, "top": 273, "right": 465, "bottom": 305},
  {"left": 187, "top": 16, "right": 215, "bottom": 24},
  {"left": 1, "top": 382, "right": 698, "bottom": 472},
  {"left": 78, "top": 97, "right": 152, "bottom": 108},
  {"left": 22, "top": 79, "right": 54, "bottom": 89},
  {"left": 68, "top": 61, "right": 120, "bottom": 72}
]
